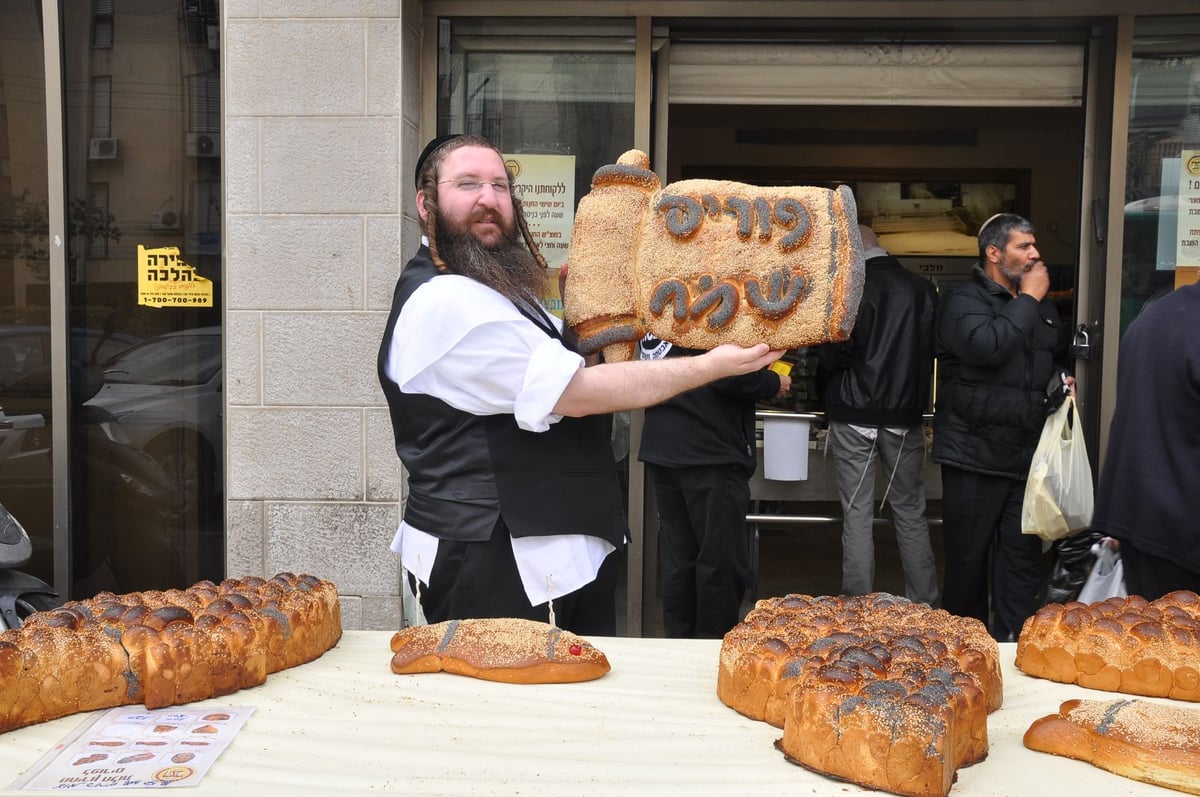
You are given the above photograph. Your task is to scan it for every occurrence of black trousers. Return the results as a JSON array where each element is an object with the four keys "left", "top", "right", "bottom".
[
  {"left": 647, "top": 462, "right": 751, "bottom": 639},
  {"left": 940, "top": 465, "right": 1047, "bottom": 641},
  {"left": 1116, "top": 539, "right": 1200, "bottom": 601},
  {"left": 414, "top": 518, "right": 620, "bottom": 636}
]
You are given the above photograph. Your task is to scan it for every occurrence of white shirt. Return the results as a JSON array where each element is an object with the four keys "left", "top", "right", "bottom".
[{"left": 383, "top": 265, "right": 615, "bottom": 605}]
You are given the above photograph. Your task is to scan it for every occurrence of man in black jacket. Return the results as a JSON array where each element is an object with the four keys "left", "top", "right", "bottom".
[
  {"left": 932, "top": 213, "right": 1071, "bottom": 641},
  {"left": 638, "top": 334, "right": 789, "bottom": 638},
  {"left": 819, "top": 226, "right": 939, "bottom": 606},
  {"left": 1091, "top": 281, "right": 1200, "bottom": 600}
]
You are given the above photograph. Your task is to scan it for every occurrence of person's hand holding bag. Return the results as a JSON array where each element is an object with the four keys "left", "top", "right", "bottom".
[{"left": 1022, "top": 395, "right": 1094, "bottom": 542}]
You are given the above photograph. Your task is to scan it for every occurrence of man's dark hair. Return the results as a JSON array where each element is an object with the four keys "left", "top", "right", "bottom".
[
  {"left": 415, "top": 134, "right": 546, "bottom": 273},
  {"left": 977, "top": 213, "right": 1034, "bottom": 261}
]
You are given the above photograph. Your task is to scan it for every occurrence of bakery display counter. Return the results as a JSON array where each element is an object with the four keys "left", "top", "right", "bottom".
[{"left": 0, "top": 632, "right": 1181, "bottom": 796}]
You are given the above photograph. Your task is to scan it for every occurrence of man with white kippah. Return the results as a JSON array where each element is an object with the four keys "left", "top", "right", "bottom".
[{"left": 932, "top": 212, "right": 1074, "bottom": 641}]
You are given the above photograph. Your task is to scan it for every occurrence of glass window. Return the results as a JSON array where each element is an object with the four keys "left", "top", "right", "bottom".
[
  {"left": 437, "top": 17, "right": 637, "bottom": 281},
  {"left": 85, "top": 183, "right": 111, "bottom": 259},
  {"left": 92, "top": 0, "right": 114, "bottom": 49},
  {"left": 1121, "top": 20, "right": 1200, "bottom": 334},
  {"left": 0, "top": 3, "right": 55, "bottom": 587},
  {"left": 64, "top": 0, "right": 224, "bottom": 595},
  {"left": 90, "top": 76, "right": 112, "bottom": 137},
  {"left": 188, "top": 72, "right": 221, "bottom": 133},
  {"left": 438, "top": 18, "right": 636, "bottom": 162}
]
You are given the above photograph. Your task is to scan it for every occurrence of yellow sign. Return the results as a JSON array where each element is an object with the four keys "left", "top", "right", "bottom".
[{"left": 137, "top": 245, "right": 213, "bottom": 307}]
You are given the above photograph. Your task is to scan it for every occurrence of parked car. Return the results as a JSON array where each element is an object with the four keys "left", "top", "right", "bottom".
[
  {"left": 85, "top": 327, "right": 223, "bottom": 582},
  {"left": 0, "top": 357, "right": 180, "bottom": 595},
  {"left": 0, "top": 325, "right": 141, "bottom": 392}
]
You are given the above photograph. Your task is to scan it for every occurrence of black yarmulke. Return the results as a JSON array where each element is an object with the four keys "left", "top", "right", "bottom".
[{"left": 414, "top": 134, "right": 463, "bottom": 188}]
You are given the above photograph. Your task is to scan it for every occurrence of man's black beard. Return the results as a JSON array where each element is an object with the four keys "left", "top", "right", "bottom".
[{"left": 435, "top": 219, "right": 547, "bottom": 305}]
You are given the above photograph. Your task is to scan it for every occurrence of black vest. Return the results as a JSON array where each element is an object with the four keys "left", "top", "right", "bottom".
[{"left": 376, "top": 249, "right": 626, "bottom": 547}]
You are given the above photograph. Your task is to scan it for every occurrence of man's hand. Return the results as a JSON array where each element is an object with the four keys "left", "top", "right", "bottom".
[
  {"left": 775, "top": 374, "right": 793, "bottom": 399},
  {"left": 1020, "top": 260, "right": 1051, "bottom": 302},
  {"left": 701, "top": 343, "right": 786, "bottom": 378}
]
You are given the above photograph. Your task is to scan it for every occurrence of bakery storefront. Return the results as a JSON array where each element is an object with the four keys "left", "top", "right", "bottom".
[
  {"left": 0, "top": 2, "right": 1197, "bottom": 628},
  {"left": 417, "top": 3, "right": 1200, "bottom": 632},
  {"left": 0, "top": 4, "right": 1198, "bottom": 796}
]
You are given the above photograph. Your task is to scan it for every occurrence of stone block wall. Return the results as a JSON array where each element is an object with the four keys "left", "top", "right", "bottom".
[{"left": 223, "top": 0, "right": 423, "bottom": 629}]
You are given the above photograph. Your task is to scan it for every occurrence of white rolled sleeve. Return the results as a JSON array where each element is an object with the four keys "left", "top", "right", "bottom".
[{"left": 384, "top": 274, "right": 583, "bottom": 432}]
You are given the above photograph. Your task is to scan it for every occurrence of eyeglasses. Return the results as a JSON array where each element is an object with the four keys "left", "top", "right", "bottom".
[{"left": 438, "top": 177, "right": 512, "bottom": 194}]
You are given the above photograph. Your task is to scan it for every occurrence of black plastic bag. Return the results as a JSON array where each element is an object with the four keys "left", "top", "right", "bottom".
[{"left": 1037, "top": 529, "right": 1103, "bottom": 606}]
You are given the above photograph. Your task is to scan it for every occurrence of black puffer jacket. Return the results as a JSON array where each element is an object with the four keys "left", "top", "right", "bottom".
[{"left": 931, "top": 265, "right": 1067, "bottom": 479}]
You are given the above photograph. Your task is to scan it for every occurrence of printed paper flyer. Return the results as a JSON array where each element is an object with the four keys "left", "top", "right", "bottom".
[
  {"left": 137, "top": 244, "right": 214, "bottom": 308},
  {"left": 10, "top": 706, "right": 254, "bottom": 790}
]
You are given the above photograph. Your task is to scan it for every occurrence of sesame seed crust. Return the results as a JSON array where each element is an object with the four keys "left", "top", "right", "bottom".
[
  {"left": 1025, "top": 698, "right": 1200, "bottom": 794},
  {"left": 719, "top": 593, "right": 1000, "bottom": 797},
  {"left": 389, "top": 618, "right": 610, "bottom": 684},
  {"left": 563, "top": 150, "right": 865, "bottom": 358}
]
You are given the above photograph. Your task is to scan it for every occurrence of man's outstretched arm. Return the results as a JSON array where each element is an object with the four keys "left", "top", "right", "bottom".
[{"left": 553, "top": 343, "right": 783, "bottom": 417}]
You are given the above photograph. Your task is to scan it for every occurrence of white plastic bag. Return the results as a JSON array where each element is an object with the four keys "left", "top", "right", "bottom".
[
  {"left": 1021, "top": 396, "right": 1094, "bottom": 542},
  {"left": 1077, "top": 540, "right": 1127, "bottom": 603}
]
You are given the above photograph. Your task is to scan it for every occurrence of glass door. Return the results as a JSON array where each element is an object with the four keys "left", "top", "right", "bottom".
[
  {"left": 0, "top": 3, "right": 55, "bottom": 587},
  {"left": 1120, "top": 21, "right": 1200, "bottom": 331},
  {"left": 63, "top": 0, "right": 223, "bottom": 596},
  {"left": 0, "top": 1, "right": 225, "bottom": 599}
]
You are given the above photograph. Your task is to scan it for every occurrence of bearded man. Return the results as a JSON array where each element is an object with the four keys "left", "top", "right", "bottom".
[
  {"left": 377, "top": 134, "right": 781, "bottom": 634},
  {"left": 931, "top": 213, "right": 1073, "bottom": 641}
]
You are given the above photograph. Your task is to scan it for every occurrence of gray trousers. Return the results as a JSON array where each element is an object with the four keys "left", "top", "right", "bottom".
[{"left": 829, "top": 421, "right": 938, "bottom": 605}]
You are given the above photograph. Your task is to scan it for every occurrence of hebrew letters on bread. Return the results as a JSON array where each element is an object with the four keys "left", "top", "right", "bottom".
[
  {"left": 563, "top": 150, "right": 865, "bottom": 361},
  {"left": 390, "top": 618, "right": 610, "bottom": 684},
  {"left": 1024, "top": 698, "right": 1200, "bottom": 795},
  {"left": 0, "top": 573, "right": 342, "bottom": 734},
  {"left": 718, "top": 593, "right": 1001, "bottom": 797},
  {"left": 1015, "top": 590, "right": 1200, "bottom": 700}
]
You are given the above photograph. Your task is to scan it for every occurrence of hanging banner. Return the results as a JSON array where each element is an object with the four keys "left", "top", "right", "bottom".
[{"left": 137, "top": 245, "right": 214, "bottom": 308}]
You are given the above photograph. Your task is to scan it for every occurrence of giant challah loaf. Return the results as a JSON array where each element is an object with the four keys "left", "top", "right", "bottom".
[
  {"left": 390, "top": 618, "right": 610, "bottom": 684},
  {"left": 1015, "top": 590, "right": 1200, "bottom": 700},
  {"left": 719, "top": 593, "right": 1001, "bottom": 797},
  {"left": 0, "top": 573, "right": 342, "bottom": 734},
  {"left": 563, "top": 150, "right": 865, "bottom": 361},
  {"left": 1024, "top": 698, "right": 1200, "bottom": 794}
]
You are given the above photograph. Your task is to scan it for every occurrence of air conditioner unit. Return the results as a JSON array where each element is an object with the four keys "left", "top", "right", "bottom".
[
  {"left": 186, "top": 132, "right": 219, "bottom": 158},
  {"left": 88, "top": 137, "right": 119, "bottom": 160},
  {"left": 151, "top": 209, "right": 181, "bottom": 230}
]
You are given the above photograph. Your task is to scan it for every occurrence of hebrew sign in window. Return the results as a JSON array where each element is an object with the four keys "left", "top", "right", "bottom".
[{"left": 137, "top": 245, "right": 213, "bottom": 307}]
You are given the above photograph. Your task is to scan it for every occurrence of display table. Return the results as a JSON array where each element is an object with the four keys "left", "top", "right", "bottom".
[{"left": 0, "top": 632, "right": 1182, "bottom": 795}]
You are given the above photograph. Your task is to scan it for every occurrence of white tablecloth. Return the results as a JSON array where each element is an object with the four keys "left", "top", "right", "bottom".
[{"left": 0, "top": 632, "right": 1183, "bottom": 795}]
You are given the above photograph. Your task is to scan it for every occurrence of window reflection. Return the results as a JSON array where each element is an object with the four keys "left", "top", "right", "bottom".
[
  {"left": 438, "top": 17, "right": 637, "bottom": 220},
  {"left": 1122, "top": 23, "right": 1200, "bottom": 334},
  {"left": 62, "top": 0, "right": 224, "bottom": 596},
  {"left": 0, "top": 3, "right": 55, "bottom": 586}
]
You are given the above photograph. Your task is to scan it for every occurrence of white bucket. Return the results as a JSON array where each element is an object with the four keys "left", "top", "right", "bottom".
[{"left": 763, "top": 417, "right": 810, "bottom": 481}]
